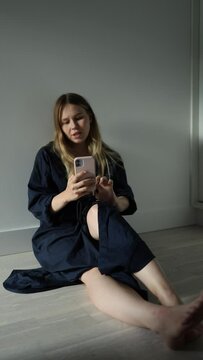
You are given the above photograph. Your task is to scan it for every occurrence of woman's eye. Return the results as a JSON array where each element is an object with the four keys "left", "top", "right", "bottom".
[{"left": 62, "top": 119, "right": 70, "bottom": 124}]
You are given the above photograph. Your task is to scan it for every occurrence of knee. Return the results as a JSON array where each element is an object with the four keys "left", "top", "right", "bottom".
[
  {"left": 86, "top": 204, "right": 98, "bottom": 222},
  {"left": 81, "top": 267, "right": 101, "bottom": 284},
  {"left": 86, "top": 204, "right": 99, "bottom": 240}
]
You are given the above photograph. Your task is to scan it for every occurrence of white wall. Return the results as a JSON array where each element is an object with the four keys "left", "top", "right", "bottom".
[{"left": 0, "top": 0, "right": 195, "bottom": 254}]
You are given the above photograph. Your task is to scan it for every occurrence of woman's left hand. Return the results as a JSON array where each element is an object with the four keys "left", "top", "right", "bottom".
[{"left": 95, "top": 176, "right": 117, "bottom": 205}]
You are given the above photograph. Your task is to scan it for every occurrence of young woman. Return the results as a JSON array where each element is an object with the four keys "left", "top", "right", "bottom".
[{"left": 4, "top": 93, "right": 203, "bottom": 350}]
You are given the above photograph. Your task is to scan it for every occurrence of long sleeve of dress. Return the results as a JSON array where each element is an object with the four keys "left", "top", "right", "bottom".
[
  {"left": 110, "top": 160, "right": 137, "bottom": 216},
  {"left": 28, "top": 147, "right": 59, "bottom": 226}
]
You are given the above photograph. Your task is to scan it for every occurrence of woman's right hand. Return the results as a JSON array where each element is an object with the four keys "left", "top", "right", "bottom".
[
  {"left": 51, "top": 171, "right": 96, "bottom": 213},
  {"left": 64, "top": 171, "right": 96, "bottom": 202}
]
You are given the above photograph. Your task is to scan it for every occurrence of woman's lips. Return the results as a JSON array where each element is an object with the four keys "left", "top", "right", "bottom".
[{"left": 72, "top": 132, "right": 81, "bottom": 138}]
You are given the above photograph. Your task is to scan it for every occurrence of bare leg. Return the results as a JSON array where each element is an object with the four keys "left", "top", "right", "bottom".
[
  {"left": 81, "top": 268, "right": 203, "bottom": 350},
  {"left": 86, "top": 204, "right": 99, "bottom": 240},
  {"left": 86, "top": 204, "right": 181, "bottom": 306},
  {"left": 133, "top": 260, "right": 181, "bottom": 306}
]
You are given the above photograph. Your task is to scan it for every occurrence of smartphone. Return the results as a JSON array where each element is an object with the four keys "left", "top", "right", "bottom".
[{"left": 74, "top": 156, "right": 95, "bottom": 177}]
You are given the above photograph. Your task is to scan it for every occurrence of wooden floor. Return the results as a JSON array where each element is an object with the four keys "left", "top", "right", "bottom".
[{"left": 1, "top": 225, "right": 203, "bottom": 360}]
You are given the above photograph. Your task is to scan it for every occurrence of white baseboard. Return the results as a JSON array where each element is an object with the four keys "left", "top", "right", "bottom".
[{"left": 0, "top": 227, "right": 37, "bottom": 256}]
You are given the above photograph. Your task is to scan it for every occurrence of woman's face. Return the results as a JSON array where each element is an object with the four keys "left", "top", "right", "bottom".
[{"left": 61, "top": 104, "right": 91, "bottom": 146}]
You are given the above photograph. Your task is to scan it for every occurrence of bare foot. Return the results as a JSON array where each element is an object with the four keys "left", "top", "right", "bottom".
[{"left": 155, "top": 293, "right": 203, "bottom": 350}]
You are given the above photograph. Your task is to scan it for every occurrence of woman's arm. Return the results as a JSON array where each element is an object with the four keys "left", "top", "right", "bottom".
[
  {"left": 113, "top": 195, "right": 129, "bottom": 213},
  {"left": 28, "top": 147, "right": 95, "bottom": 223},
  {"left": 95, "top": 156, "right": 137, "bottom": 215},
  {"left": 111, "top": 159, "right": 137, "bottom": 215},
  {"left": 95, "top": 177, "right": 129, "bottom": 213},
  {"left": 50, "top": 190, "right": 70, "bottom": 213},
  {"left": 28, "top": 147, "right": 59, "bottom": 225}
]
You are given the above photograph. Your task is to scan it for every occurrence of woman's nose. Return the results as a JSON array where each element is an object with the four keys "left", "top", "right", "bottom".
[{"left": 70, "top": 119, "right": 78, "bottom": 128}]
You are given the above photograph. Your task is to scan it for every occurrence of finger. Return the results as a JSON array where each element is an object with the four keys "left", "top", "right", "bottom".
[
  {"left": 108, "top": 179, "right": 113, "bottom": 185},
  {"left": 73, "top": 190, "right": 92, "bottom": 200},
  {"left": 75, "top": 170, "right": 88, "bottom": 181},
  {"left": 74, "top": 186, "right": 95, "bottom": 196},
  {"left": 83, "top": 178, "right": 96, "bottom": 186},
  {"left": 100, "top": 177, "right": 108, "bottom": 185},
  {"left": 74, "top": 178, "right": 95, "bottom": 190}
]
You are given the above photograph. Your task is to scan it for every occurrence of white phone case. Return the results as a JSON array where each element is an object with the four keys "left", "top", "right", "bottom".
[{"left": 74, "top": 156, "right": 95, "bottom": 177}]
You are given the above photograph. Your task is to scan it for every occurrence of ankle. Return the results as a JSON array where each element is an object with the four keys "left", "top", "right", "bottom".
[
  {"left": 150, "top": 306, "right": 170, "bottom": 333},
  {"left": 157, "top": 288, "right": 182, "bottom": 307}
]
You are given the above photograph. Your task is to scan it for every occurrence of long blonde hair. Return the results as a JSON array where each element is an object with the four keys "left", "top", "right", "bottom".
[{"left": 53, "top": 93, "right": 121, "bottom": 176}]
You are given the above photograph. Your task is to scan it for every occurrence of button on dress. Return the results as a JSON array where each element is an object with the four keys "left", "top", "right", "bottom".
[{"left": 3, "top": 142, "right": 154, "bottom": 299}]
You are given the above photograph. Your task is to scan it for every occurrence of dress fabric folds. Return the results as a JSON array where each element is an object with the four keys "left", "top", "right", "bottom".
[{"left": 3, "top": 142, "right": 155, "bottom": 299}]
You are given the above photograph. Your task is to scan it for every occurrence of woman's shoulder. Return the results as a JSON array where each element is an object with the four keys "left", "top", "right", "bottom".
[
  {"left": 37, "top": 141, "right": 53, "bottom": 153},
  {"left": 103, "top": 142, "right": 123, "bottom": 163},
  {"left": 35, "top": 142, "right": 60, "bottom": 163},
  {"left": 31, "top": 142, "right": 66, "bottom": 177}
]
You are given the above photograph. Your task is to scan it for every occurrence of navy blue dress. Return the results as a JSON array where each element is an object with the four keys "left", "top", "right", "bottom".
[{"left": 3, "top": 142, "right": 154, "bottom": 298}]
